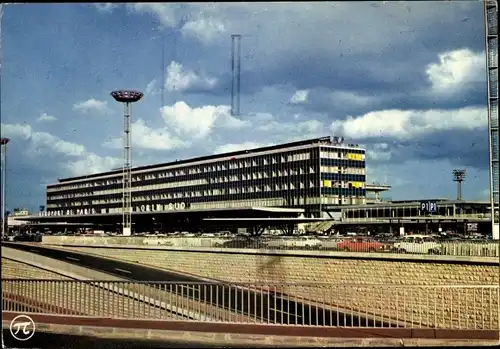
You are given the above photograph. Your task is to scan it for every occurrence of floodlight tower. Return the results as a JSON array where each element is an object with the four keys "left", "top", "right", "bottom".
[
  {"left": 110, "top": 90, "right": 144, "bottom": 236},
  {"left": 1, "top": 137, "right": 10, "bottom": 239},
  {"left": 452, "top": 169, "right": 467, "bottom": 201},
  {"left": 484, "top": 0, "right": 499, "bottom": 240}
]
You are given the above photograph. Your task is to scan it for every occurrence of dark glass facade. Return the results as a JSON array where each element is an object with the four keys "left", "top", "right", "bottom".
[{"left": 45, "top": 137, "right": 366, "bottom": 218}]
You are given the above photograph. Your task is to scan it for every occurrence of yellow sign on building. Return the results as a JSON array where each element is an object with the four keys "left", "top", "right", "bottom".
[{"left": 347, "top": 153, "right": 363, "bottom": 161}]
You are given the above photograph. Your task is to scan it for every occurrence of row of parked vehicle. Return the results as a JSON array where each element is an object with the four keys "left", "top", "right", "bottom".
[{"left": 216, "top": 234, "right": 473, "bottom": 254}]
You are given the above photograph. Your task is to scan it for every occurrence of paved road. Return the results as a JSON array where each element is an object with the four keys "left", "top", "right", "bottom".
[{"left": 5, "top": 243, "right": 390, "bottom": 327}]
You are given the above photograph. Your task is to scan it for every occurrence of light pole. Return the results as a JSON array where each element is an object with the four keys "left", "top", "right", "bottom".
[
  {"left": 110, "top": 90, "right": 144, "bottom": 236},
  {"left": 1, "top": 137, "right": 10, "bottom": 239},
  {"left": 452, "top": 169, "right": 466, "bottom": 201}
]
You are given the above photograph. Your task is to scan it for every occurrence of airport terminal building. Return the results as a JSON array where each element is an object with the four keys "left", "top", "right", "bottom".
[
  {"left": 44, "top": 137, "right": 367, "bottom": 219},
  {"left": 17, "top": 136, "right": 493, "bottom": 235}
]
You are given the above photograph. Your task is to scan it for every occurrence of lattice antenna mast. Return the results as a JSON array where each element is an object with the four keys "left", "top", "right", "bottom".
[
  {"left": 485, "top": 0, "right": 499, "bottom": 240},
  {"left": 452, "top": 169, "right": 467, "bottom": 201},
  {"left": 110, "top": 91, "right": 144, "bottom": 236},
  {"left": 231, "top": 34, "right": 241, "bottom": 116}
]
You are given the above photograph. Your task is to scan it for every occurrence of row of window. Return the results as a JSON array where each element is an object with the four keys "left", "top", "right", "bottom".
[
  {"left": 320, "top": 158, "right": 365, "bottom": 168},
  {"left": 47, "top": 176, "right": 367, "bottom": 201},
  {"left": 344, "top": 207, "right": 457, "bottom": 219},
  {"left": 49, "top": 181, "right": 320, "bottom": 204},
  {"left": 48, "top": 163, "right": 319, "bottom": 194},
  {"left": 47, "top": 151, "right": 320, "bottom": 192},
  {"left": 320, "top": 150, "right": 365, "bottom": 161},
  {"left": 48, "top": 186, "right": 367, "bottom": 208},
  {"left": 48, "top": 172, "right": 368, "bottom": 201},
  {"left": 322, "top": 180, "right": 365, "bottom": 189},
  {"left": 320, "top": 166, "right": 365, "bottom": 175}
]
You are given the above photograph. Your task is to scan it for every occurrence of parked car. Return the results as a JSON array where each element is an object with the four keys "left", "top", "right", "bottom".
[
  {"left": 392, "top": 235, "right": 442, "bottom": 254},
  {"left": 337, "top": 237, "right": 387, "bottom": 252},
  {"left": 293, "top": 236, "right": 322, "bottom": 249},
  {"left": 317, "top": 237, "right": 345, "bottom": 250}
]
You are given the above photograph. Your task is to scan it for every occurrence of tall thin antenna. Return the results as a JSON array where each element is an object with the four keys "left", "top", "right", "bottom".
[
  {"left": 161, "top": 34, "right": 165, "bottom": 108},
  {"left": 172, "top": 32, "right": 178, "bottom": 103},
  {"left": 0, "top": 4, "right": 4, "bottom": 74},
  {"left": 231, "top": 34, "right": 241, "bottom": 116}
]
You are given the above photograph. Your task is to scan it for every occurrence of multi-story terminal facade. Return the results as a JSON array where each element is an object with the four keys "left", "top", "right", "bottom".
[{"left": 44, "top": 137, "right": 366, "bottom": 218}]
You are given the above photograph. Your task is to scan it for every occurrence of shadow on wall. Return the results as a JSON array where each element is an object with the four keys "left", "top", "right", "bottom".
[{"left": 258, "top": 254, "right": 285, "bottom": 287}]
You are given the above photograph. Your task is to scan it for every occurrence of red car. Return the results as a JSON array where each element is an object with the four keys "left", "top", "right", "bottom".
[{"left": 337, "top": 237, "right": 387, "bottom": 252}]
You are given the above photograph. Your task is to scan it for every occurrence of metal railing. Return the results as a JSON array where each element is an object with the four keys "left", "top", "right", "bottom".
[
  {"left": 2, "top": 279, "right": 498, "bottom": 330},
  {"left": 340, "top": 214, "right": 492, "bottom": 222},
  {"left": 136, "top": 237, "right": 500, "bottom": 257}
]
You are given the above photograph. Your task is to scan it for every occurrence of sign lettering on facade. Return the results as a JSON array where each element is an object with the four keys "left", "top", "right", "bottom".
[
  {"left": 136, "top": 202, "right": 186, "bottom": 212},
  {"left": 420, "top": 201, "right": 438, "bottom": 214},
  {"left": 46, "top": 202, "right": 188, "bottom": 216}
]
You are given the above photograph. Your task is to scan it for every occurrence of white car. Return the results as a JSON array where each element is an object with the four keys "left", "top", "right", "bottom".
[
  {"left": 392, "top": 235, "right": 442, "bottom": 254},
  {"left": 293, "top": 236, "right": 322, "bottom": 248},
  {"left": 265, "top": 236, "right": 321, "bottom": 249}
]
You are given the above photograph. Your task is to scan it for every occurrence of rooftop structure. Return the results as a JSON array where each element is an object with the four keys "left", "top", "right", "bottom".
[{"left": 365, "top": 183, "right": 391, "bottom": 203}]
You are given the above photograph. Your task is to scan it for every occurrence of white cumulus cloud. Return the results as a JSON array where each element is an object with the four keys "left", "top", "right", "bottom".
[
  {"left": 103, "top": 118, "right": 188, "bottom": 151},
  {"left": 330, "top": 106, "right": 487, "bottom": 140},
  {"left": 426, "top": 48, "right": 485, "bottom": 94},
  {"left": 37, "top": 113, "right": 57, "bottom": 122},
  {"left": 161, "top": 101, "right": 248, "bottom": 139},
  {"left": 290, "top": 90, "right": 309, "bottom": 104},
  {"left": 181, "top": 17, "right": 226, "bottom": 42},
  {"left": 1, "top": 123, "right": 120, "bottom": 177},
  {"left": 73, "top": 98, "right": 113, "bottom": 114},
  {"left": 2, "top": 123, "right": 85, "bottom": 157},
  {"left": 165, "top": 61, "right": 218, "bottom": 92},
  {"left": 214, "top": 142, "right": 273, "bottom": 154},
  {"left": 103, "top": 101, "right": 249, "bottom": 151},
  {"left": 64, "top": 153, "right": 121, "bottom": 177}
]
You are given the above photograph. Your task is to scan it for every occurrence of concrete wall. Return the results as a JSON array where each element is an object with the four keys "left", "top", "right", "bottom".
[{"left": 54, "top": 245, "right": 499, "bottom": 329}]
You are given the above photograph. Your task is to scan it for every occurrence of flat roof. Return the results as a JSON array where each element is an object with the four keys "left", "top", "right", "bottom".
[
  {"left": 326, "top": 200, "right": 491, "bottom": 210},
  {"left": 365, "top": 184, "right": 391, "bottom": 192},
  {"left": 23, "top": 222, "right": 95, "bottom": 227},
  {"left": 334, "top": 217, "right": 491, "bottom": 224},
  {"left": 15, "top": 206, "right": 305, "bottom": 221},
  {"left": 203, "top": 217, "right": 333, "bottom": 223},
  {"left": 52, "top": 136, "right": 364, "bottom": 185}
]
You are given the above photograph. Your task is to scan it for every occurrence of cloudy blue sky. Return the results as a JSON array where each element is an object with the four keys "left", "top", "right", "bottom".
[{"left": 0, "top": 2, "right": 492, "bottom": 212}]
